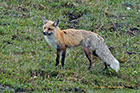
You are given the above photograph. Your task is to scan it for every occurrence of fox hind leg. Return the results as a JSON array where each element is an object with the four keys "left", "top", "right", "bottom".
[
  {"left": 100, "top": 62, "right": 108, "bottom": 72},
  {"left": 83, "top": 47, "right": 94, "bottom": 70},
  {"left": 93, "top": 50, "right": 109, "bottom": 72},
  {"left": 92, "top": 51, "right": 98, "bottom": 57}
]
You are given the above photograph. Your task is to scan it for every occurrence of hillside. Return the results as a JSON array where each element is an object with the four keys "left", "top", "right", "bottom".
[{"left": 0, "top": 0, "right": 140, "bottom": 92}]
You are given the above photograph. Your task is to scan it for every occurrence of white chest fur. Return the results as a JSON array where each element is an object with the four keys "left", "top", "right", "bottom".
[{"left": 44, "top": 35, "right": 58, "bottom": 49}]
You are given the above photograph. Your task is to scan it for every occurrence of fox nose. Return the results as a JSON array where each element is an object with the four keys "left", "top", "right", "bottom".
[{"left": 43, "top": 32, "right": 47, "bottom": 35}]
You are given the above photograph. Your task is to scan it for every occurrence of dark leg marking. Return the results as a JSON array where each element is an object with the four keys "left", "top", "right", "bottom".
[
  {"left": 100, "top": 62, "right": 108, "bottom": 72},
  {"left": 83, "top": 48, "right": 93, "bottom": 70},
  {"left": 92, "top": 50, "right": 98, "bottom": 57},
  {"left": 104, "top": 62, "right": 108, "bottom": 70},
  {"left": 92, "top": 50, "right": 108, "bottom": 72},
  {"left": 61, "top": 48, "right": 66, "bottom": 67},
  {"left": 56, "top": 49, "right": 61, "bottom": 66}
]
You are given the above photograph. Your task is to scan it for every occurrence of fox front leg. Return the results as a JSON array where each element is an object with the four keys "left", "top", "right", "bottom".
[
  {"left": 61, "top": 47, "right": 66, "bottom": 68},
  {"left": 56, "top": 49, "right": 61, "bottom": 66}
]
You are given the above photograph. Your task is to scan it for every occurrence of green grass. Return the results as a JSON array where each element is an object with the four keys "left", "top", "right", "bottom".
[{"left": 0, "top": 0, "right": 140, "bottom": 92}]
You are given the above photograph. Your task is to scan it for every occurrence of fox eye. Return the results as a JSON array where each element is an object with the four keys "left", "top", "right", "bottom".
[
  {"left": 44, "top": 27, "right": 46, "bottom": 29},
  {"left": 48, "top": 28, "right": 53, "bottom": 30}
]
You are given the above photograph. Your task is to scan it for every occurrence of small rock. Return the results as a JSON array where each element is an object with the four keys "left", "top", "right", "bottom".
[{"left": 127, "top": 7, "right": 131, "bottom": 10}]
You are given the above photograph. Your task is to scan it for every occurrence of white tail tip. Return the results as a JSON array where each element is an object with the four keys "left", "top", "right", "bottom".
[{"left": 110, "top": 59, "right": 120, "bottom": 72}]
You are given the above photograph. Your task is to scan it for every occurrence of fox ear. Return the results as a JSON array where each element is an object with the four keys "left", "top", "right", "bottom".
[
  {"left": 42, "top": 16, "right": 47, "bottom": 24},
  {"left": 53, "top": 19, "right": 59, "bottom": 27}
]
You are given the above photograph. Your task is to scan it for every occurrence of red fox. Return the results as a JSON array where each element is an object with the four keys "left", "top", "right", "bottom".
[{"left": 42, "top": 17, "right": 120, "bottom": 72}]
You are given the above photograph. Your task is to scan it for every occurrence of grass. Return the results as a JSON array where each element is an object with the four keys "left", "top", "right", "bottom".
[{"left": 0, "top": 0, "right": 140, "bottom": 92}]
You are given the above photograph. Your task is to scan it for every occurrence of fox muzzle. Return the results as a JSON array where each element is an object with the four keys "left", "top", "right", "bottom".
[
  {"left": 43, "top": 32, "right": 53, "bottom": 35},
  {"left": 43, "top": 32, "right": 48, "bottom": 35}
]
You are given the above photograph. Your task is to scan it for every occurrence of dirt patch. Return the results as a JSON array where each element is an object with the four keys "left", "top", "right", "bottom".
[
  {"left": 33, "top": 4, "right": 45, "bottom": 10},
  {"left": 1, "top": 22, "right": 10, "bottom": 26},
  {"left": 0, "top": 84, "right": 15, "bottom": 92},
  {"left": 125, "top": 51, "right": 140, "bottom": 55},
  {"left": 67, "top": 12, "right": 83, "bottom": 21},
  {"left": 127, "top": 27, "right": 140, "bottom": 36},
  {"left": 67, "top": 20, "right": 79, "bottom": 29},
  {"left": 109, "top": 23, "right": 125, "bottom": 32},
  {"left": 122, "top": 3, "right": 135, "bottom": 9},
  {"left": 4, "top": 41, "right": 13, "bottom": 45},
  {"left": 61, "top": 2, "right": 75, "bottom": 8},
  {"left": 16, "top": 6, "right": 30, "bottom": 12},
  {"left": 2, "top": 4, "right": 30, "bottom": 18},
  {"left": 92, "top": 23, "right": 139, "bottom": 37},
  {"left": 65, "top": 11, "right": 83, "bottom": 28},
  {"left": 0, "top": 32, "right": 4, "bottom": 35}
]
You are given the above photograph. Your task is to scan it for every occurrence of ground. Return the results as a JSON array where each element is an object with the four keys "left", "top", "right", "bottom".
[{"left": 0, "top": 0, "right": 140, "bottom": 92}]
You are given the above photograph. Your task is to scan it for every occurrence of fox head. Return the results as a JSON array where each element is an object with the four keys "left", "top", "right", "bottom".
[{"left": 42, "top": 17, "right": 59, "bottom": 36}]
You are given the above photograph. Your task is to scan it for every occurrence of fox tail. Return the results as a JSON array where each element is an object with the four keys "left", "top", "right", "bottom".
[
  {"left": 95, "top": 43, "right": 120, "bottom": 72},
  {"left": 82, "top": 35, "right": 120, "bottom": 72}
]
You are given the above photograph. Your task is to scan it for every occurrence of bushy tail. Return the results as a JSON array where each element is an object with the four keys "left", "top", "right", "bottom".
[
  {"left": 82, "top": 34, "right": 120, "bottom": 72},
  {"left": 95, "top": 43, "right": 120, "bottom": 72}
]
